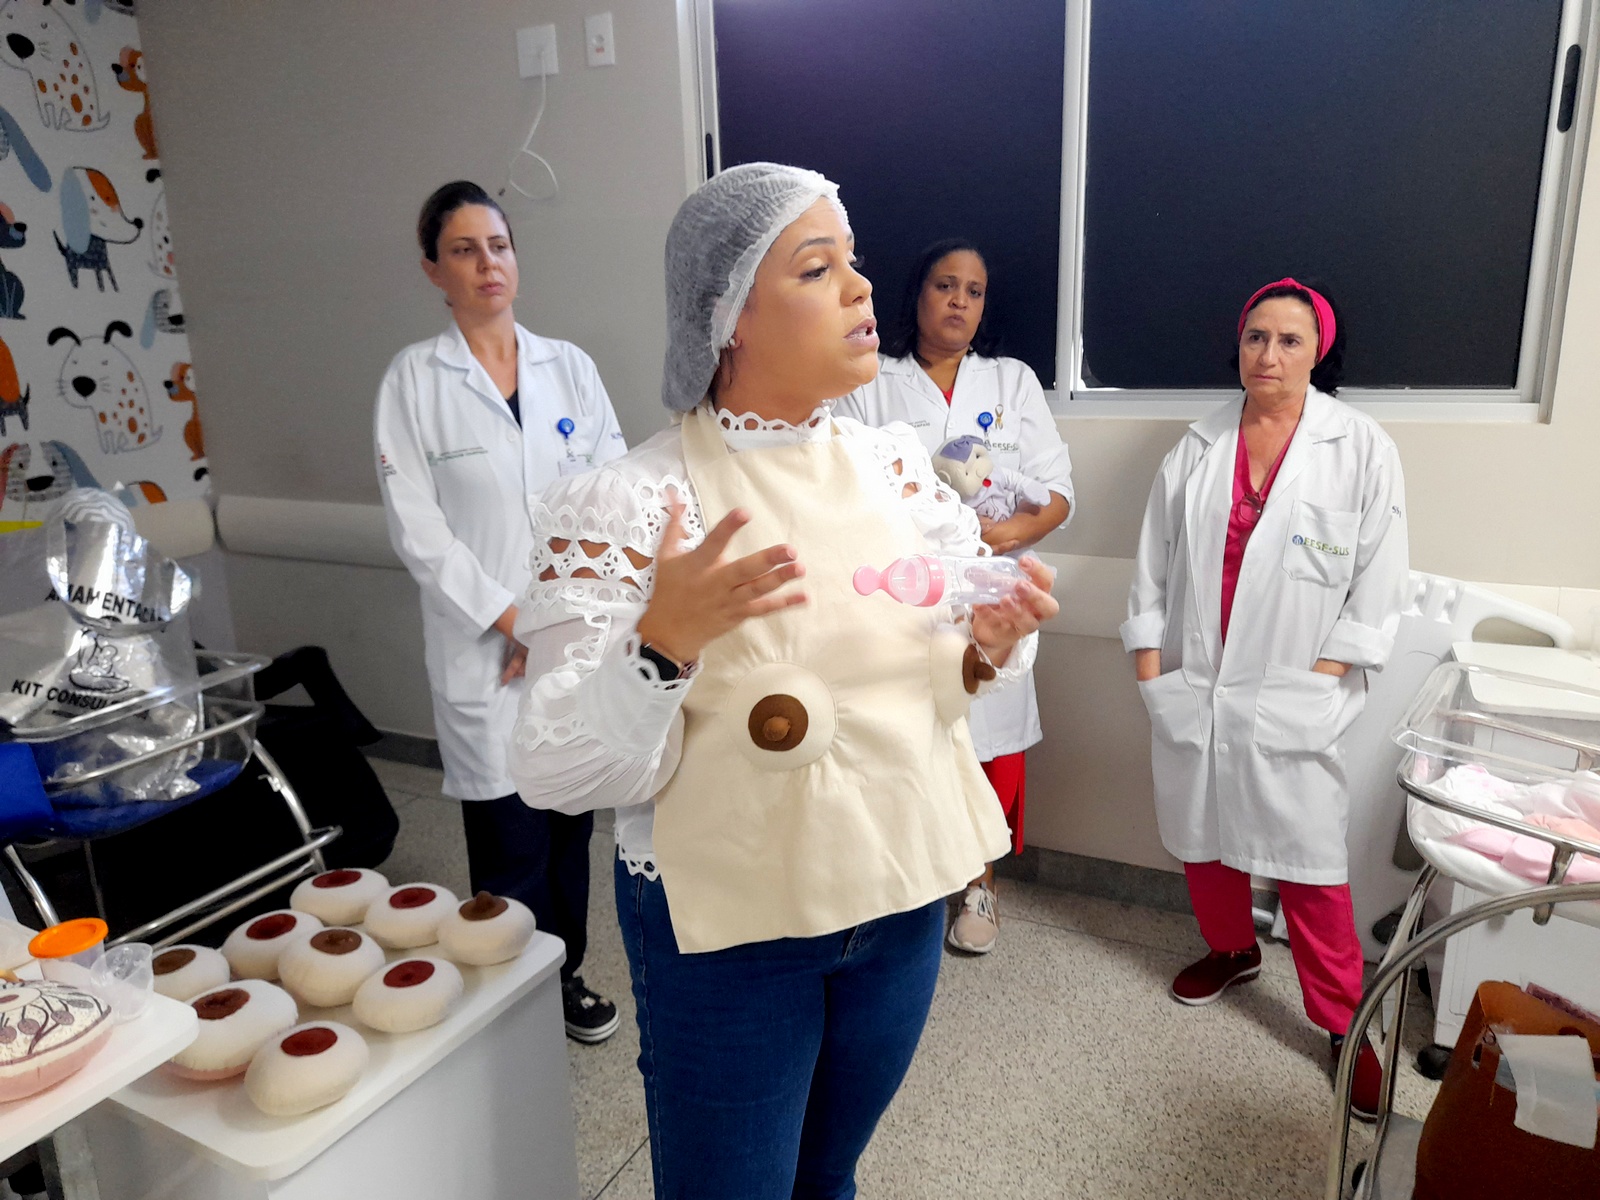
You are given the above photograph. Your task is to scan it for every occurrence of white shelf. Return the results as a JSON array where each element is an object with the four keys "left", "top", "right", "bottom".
[
  {"left": 0, "top": 989, "right": 198, "bottom": 1164},
  {"left": 106, "top": 932, "right": 565, "bottom": 1182}
]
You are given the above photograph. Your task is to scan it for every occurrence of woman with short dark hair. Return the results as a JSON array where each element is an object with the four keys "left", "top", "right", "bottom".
[
  {"left": 374, "top": 180, "right": 626, "bottom": 1042},
  {"left": 838, "top": 238, "right": 1074, "bottom": 954}
]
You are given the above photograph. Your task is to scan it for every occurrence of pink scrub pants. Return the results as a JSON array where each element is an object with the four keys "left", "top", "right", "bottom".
[{"left": 1183, "top": 860, "right": 1365, "bottom": 1035}]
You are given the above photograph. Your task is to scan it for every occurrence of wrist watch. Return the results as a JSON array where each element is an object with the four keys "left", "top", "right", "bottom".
[{"left": 638, "top": 642, "right": 688, "bottom": 683}]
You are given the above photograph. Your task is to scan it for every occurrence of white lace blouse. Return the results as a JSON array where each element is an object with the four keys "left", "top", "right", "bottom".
[{"left": 506, "top": 403, "right": 1038, "bottom": 879}]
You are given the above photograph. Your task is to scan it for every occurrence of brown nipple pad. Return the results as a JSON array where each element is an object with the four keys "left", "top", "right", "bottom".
[
  {"left": 153, "top": 948, "right": 196, "bottom": 976},
  {"left": 962, "top": 644, "right": 998, "bottom": 695},
  {"left": 460, "top": 892, "right": 508, "bottom": 922},
  {"left": 748, "top": 694, "right": 808, "bottom": 751},
  {"left": 194, "top": 988, "right": 250, "bottom": 1020},
  {"left": 309, "top": 929, "right": 363, "bottom": 956}
]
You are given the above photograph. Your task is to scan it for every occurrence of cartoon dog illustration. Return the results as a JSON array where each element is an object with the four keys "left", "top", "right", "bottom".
[
  {"left": 54, "top": 166, "right": 142, "bottom": 291},
  {"left": 83, "top": 0, "right": 135, "bottom": 21},
  {"left": 0, "top": 0, "right": 107, "bottom": 131},
  {"left": 119, "top": 479, "right": 166, "bottom": 504},
  {"left": 145, "top": 168, "right": 173, "bottom": 280},
  {"left": 50, "top": 320, "right": 159, "bottom": 453},
  {"left": 0, "top": 201, "right": 26, "bottom": 317},
  {"left": 163, "top": 360, "right": 203, "bottom": 462},
  {"left": 1, "top": 438, "right": 98, "bottom": 513},
  {"left": 0, "top": 102, "right": 49, "bottom": 191},
  {"left": 112, "top": 46, "right": 156, "bottom": 160},
  {"left": 140, "top": 284, "right": 183, "bottom": 348},
  {"left": 0, "top": 332, "right": 26, "bottom": 434}
]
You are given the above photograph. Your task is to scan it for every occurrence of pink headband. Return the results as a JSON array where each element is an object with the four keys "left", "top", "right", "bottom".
[{"left": 1237, "top": 278, "right": 1336, "bottom": 363}]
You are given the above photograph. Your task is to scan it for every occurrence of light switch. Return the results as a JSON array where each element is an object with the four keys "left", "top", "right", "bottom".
[
  {"left": 585, "top": 13, "right": 616, "bottom": 67},
  {"left": 517, "top": 24, "right": 558, "bottom": 77}
]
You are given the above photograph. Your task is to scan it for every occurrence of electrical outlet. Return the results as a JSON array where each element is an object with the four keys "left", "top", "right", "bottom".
[
  {"left": 585, "top": 13, "right": 615, "bottom": 67},
  {"left": 517, "top": 24, "right": 558, "bottom": 77}
]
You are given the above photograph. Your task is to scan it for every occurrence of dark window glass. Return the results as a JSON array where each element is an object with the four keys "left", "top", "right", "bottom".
[
  {"left": 713, "top": 0, "right": 1067, "bottom": 385},
  {"left": 1082, "top": 1, "right": 1564, "bottom": 390}
]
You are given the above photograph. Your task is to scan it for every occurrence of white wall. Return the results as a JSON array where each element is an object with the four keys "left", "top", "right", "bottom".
[
  {"left": 137, "top": 0, "right": 692, "bottom": 735},
  {"left": 140, "top": 3, "right": 1600, "bottom": 870}
]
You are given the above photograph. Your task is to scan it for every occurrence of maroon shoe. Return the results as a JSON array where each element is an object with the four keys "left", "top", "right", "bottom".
[
  {"left": 1169, "top": 944, "right": 1263, "bottom": 1006},
  {"left": 1332, "top": 1034, "right": 1384, "bottom": 1123}
]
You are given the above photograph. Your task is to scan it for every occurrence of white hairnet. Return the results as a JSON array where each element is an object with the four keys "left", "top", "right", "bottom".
[{"left": 661, "top": 162, "right": 841, "bottom": 413}]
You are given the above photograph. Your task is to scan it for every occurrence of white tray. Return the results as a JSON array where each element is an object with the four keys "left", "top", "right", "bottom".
[
  {"left": 0, "top": 989, "right": 198, "bottom": 1164},
  {"left": 106, "top": 932, "right": 565, "bottom": 1181}
]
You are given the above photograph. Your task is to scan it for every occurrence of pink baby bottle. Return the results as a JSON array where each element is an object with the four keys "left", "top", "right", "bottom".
[{"left": 851, "top": 555, "right": 1027, "bottom": 607}]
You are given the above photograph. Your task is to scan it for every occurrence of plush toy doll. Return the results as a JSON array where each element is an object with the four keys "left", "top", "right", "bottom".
[{"left": 931, "top": 435, "right": 1051, "bottom": 525}]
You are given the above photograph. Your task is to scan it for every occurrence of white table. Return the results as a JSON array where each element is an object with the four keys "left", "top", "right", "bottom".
[
  {"left": 83, "top": 932, "right": 578, "bottom": 1200},
  {"left": 0, "top": 990, "right": 198, "bottom": 1167}
]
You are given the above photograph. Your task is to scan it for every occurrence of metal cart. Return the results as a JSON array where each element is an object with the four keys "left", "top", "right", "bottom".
[
  {"left": 3, "top": 650, "right": 340, "bottom": 949},
  {"left": 1327, "top": 661, "right": 1600, "bottom": 1198}
]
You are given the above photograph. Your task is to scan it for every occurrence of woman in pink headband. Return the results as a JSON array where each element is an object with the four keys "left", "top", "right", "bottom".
[{"left": 1122, "top": 278, "right": 1411, "bottom": 1124}]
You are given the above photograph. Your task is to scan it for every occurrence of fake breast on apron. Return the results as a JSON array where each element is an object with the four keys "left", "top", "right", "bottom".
[{"left": 650, "top": 405, "right": 1012, "bottom": 954}]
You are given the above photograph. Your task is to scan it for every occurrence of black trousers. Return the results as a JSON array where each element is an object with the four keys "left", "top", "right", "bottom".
[{"left": 460, "top": 795, "right": 592, "bottom": 981}]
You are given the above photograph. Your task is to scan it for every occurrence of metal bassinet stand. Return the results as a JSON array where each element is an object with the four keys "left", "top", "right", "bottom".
[
  {"left": 3, "top": 650, "right": 340, "bottom": 948},
  {"left": 1326, "top": 661, "right": 1600, "bottom": 1199}
]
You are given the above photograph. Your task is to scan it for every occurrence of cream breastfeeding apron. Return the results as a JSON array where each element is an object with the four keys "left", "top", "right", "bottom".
[{"left": 650, "top": 405, "right": 1011, "bottom": 953}]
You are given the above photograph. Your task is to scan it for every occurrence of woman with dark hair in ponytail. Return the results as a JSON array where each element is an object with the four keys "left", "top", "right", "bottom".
[{"left": 374, "top": 180, "right": 627, "bottom": 1042}]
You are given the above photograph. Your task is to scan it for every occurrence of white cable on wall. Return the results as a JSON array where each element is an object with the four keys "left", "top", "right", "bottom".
[{"left": 500, "top": 61, "right": 558, "bottom": 203}]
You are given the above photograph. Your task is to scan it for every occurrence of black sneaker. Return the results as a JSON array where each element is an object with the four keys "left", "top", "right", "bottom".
[{"left": 562, "top": 975, "right": 619, "bottom": 1044}]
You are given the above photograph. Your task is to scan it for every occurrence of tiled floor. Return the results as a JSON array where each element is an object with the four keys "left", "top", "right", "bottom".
[{"left": 369, "top": 758, "right": 1439, "bottom": 1199}]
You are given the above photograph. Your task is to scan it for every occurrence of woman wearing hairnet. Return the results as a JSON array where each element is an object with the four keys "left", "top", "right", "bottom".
[{"left": 508, "top": 164, "right": 1057, "bottom": 1198}]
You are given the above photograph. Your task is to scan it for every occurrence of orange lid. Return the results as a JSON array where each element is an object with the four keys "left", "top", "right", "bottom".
[{"left": 28, "top": 918, "right": 109, "bottom": 960}]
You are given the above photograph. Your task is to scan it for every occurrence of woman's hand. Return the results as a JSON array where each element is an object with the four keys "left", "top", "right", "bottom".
[
  {"left": 1133, "top": 648, "right": 1162, "bottom": 683},
  {"left": 980, "top": 494, "right": 1070, "bottom": 557},
  {"left": 634, "top": 503, "right": 807, "bottom": 665},
  {"left": 978, "top": 517, "right": 1023, "bottom": 557},
  {"left": 969, "top": 556, "right": 1058, "bottom": 667},
  {"left": 500, "top": 641, "right": 528, "bottom": 685},
  {"left": 492, "top": 603, "right": 526, "bottom": 684},
  {"left": 1312, "top": 658, "right": 1351, "bottom": 678}
]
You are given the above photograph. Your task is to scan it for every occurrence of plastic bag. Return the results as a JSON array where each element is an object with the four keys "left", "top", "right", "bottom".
[{"left": 0, "top": 490, "right": 202, "bottom": 805}]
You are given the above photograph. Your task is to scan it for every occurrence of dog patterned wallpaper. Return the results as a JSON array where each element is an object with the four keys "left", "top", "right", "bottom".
[{"left": 0, "top": 0, "right": 205, "bottom": 532}]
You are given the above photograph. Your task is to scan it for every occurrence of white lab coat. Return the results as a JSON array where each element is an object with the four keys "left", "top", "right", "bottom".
[
  {"left": 375, "top": 321, "right": 626, "bottom": 800},
  {"left": 837, "top": 352, "right": 1074, "bottom": 758},
  {"left": 1120, "top": 390, "right": 1409, "bottom": 885}
]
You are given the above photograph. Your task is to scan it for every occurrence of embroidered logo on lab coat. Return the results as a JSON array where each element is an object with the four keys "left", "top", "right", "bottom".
[
  {"left": 1292, "top": 534, "right": 1350, "bottom": 556},
  {"left": 425, "top": 447, "right": 487, "bottom": 467}
]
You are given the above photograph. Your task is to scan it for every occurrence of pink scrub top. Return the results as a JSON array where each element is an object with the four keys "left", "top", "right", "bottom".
[{"left": 1220, "top": 420, "right": 1297, "bottom": 643}]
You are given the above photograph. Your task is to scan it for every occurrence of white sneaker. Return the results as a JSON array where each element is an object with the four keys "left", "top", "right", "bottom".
[{"left": 947, "top": 884, "right": 998, "bottom": 954}]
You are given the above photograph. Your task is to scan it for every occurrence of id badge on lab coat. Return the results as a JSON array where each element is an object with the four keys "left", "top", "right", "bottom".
[{"left": 557, "top": 454, "right": 593, "bottom": 477}]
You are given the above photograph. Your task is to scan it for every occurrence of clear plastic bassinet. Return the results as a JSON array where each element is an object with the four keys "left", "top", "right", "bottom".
[{"left": 1327, "top": 660, "right": 1600, "bottom": 1198}]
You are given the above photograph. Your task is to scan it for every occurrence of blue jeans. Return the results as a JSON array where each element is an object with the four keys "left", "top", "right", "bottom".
[{"left": 615, "top": 860, "right": 944, "bottom": 1199}]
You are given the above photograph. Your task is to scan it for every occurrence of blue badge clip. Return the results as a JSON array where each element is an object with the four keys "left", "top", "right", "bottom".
[
  {"left": 556, "top": 417, "right": 575, "bottom": 445},
  {"left": 977, "top": 411, "right": 994, "bottom": 433}
]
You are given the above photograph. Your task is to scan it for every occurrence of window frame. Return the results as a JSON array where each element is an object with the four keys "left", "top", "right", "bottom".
[{"left": 1054, "top": 0, "right": 1600, "bottom": 421}]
